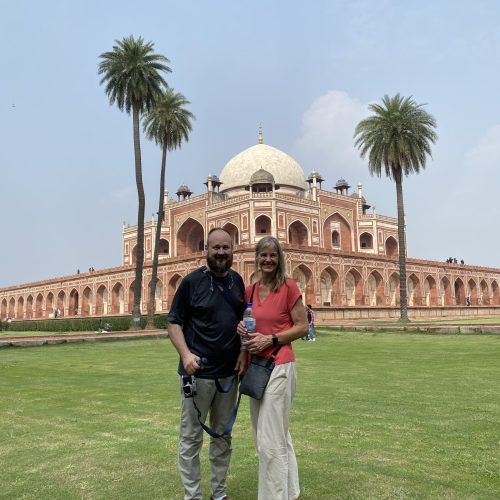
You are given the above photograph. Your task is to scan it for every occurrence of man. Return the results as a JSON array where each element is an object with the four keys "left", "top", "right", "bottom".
[{"left": 168, "top": 228, "right": 247, "bottom": 500}]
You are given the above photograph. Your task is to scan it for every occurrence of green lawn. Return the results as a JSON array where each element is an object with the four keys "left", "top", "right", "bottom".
[{"left": 1, "top": 331, "right": 499, "bottom": 499}]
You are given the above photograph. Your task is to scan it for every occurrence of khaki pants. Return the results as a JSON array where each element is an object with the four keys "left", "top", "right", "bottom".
[
  {"left": 178, "top": 376, "right": 237, "bottom": 500},
  {"left": 250, "top": 362, "right": 300, "bottom": 500}
]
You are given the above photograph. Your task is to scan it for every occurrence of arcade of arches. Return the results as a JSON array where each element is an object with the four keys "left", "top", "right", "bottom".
[{"left": 3, "top": 262, "right": 500, "bottom": 320}]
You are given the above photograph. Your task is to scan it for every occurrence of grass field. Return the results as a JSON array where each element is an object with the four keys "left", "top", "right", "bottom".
[{"left": 1, "top": 331, "right": 499, "bottom": 499}]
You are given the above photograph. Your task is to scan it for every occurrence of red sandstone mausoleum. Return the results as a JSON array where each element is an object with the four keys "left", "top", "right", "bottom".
[{"left": 2, "top": 131, "right": 500, "bottom": 322}]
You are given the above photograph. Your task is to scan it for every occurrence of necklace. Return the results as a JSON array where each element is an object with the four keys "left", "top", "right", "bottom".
[{"left": 203, "top": 266, "right": 234, "bottom": 292}]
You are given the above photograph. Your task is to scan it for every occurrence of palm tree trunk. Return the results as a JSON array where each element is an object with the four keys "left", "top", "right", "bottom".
[
  {"left": 146, "top": 145, "right": 167, "bottom": 328},
  {"left": 395, "top": 172, "right": 409, "bottom": 321},
  {"left": 131, "top": 103, "right": 145, "bottom": 330}
]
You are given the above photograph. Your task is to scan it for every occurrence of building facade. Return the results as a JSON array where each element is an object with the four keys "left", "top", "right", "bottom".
[{"left": 2, "top": 132, "right": 500, "bottom": 322}]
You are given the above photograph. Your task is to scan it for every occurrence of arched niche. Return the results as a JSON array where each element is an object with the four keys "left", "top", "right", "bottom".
[
  {"left": 288, "top": 220, "right": 308, "bottom": 247},
  {"left": 46, "top": 293, "right": 54, "bottom": 318},
  {"left": 467, "top": 279, "right": 478, "bottom": 306},
  {"left": 9, "top": 297, "right": 16, "bottom": 318},
  {"left": 128, "top": 281, "right": 137, "bottom": 314},
  {"left": 385, "top": 236, "right": 398, "bottom": 258},
  {"left": 57, "top": 291, "right": 66, "bottom": 317},
  {"left": 367, "top": 270, "right": 384, "bottom": 306},
  {"left": 159, "top": 238, "right": 169, "bottom": 256},
  {"left": 17, "top": 296, "right": 25, "bottom": 319},
  {"left": 1, "top": 299, "right": 7, "bottom": 320},
  {"left": 323, "top": 213, "right": 352, "bottom": 252},
  {"left": 345, "top": 268, "right": 363, "bottom": 306},
  {"left": 388, "top": 272, "right": 400, "bottom": 306},
  {"left": 292, "top": 264, "right": 313, "bottom": 305},
  {"left": 148, "top": 278, "right": 164, "bottom": 312},
  {"left": 82, "top": 287, "right": 92, "bottom": 316},
  {"left": 35, "top": 294, "right": 44, "bottom": 318},
  {"left": 168, "top": 274, "right": 183, "bottom": 309},
  {"left": 177, "top": 218, "right": 204, "bottom": 256},
  {"left": 320, "top": 267, "right": 340, "bottom": 306},
  {"left": 408, "top": 274, "right": 421, "bottom": 306},
  {"left": 359, "top": 232, "right": 373, "bottom": 250},
  {"left": 25, "top": 295, "right": 34, "bottom": 319},
  {"left": 222, "top": 223, "right": 239, "bottom": 246},
  {"left": 492, "top": 281, "right": 500, "bottom": 305},
  {"left": 454, "top": 278, "right": 465, "bottom": 305},
  {"left": 255, "top": 215, "right": 271, "bottom": 236},
  {"left": 440, "top": 277, "right": 452, "bottom": 306},
  {"left": 96, "top": 285, "right": 108, "bottom": 315},
  {"left": 480, "top": 280, "right": 490, "bottom": 305},
  {"left": 69, "top": 289, "right": 79, "bottom": 316},
  {"left": 423, "top": 276, "right": 438, "bottom": 306},
  {"left": 111, "top": 283, "right": 125, "bottom": 314}
]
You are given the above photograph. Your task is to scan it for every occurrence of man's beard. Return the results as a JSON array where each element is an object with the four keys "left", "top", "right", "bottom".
[{"left": 207, "top": 254, "right": 233, "bottom": 274}]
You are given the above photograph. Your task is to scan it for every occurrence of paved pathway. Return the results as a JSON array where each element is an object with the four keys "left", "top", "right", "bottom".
[
  {"left": 0, "top": 330, "right": 168, "bottom": 348},
  {"left": 322, "top": 323, "right": 500, "bottom": 334}
]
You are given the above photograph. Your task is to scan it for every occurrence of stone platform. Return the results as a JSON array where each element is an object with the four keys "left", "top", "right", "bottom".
[{"left": 0, "top": 330, "right": 168, "bottom": 348}]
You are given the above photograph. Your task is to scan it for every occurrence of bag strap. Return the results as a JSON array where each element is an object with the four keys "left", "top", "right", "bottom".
[
  {"left": 214, "top": 374, "right": 237, "bottom": 393},
  {"left": 269, "top": 344, "right": 282, "bottom": 361},
  {"left": 218, "top": 282, "right": 239, "bottom": 312},
  {"left": 249, "top": 282, "right": 257, "bottom": 303},
  {"left": 191, "top": 387, "right": 242, "bottom": 439}
]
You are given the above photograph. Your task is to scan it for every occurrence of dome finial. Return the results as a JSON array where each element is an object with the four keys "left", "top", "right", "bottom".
[{"left": 258, "top": 126, "right": 263, "bottom": 144}]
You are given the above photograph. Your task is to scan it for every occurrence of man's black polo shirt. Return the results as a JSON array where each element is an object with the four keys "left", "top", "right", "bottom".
[{"left": 168, "top": 266, "right": 245, "bottom": 378}]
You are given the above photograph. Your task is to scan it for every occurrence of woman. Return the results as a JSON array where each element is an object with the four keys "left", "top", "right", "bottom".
[{"left": 238, "top": 236, "right": 308, "bottom": 500}]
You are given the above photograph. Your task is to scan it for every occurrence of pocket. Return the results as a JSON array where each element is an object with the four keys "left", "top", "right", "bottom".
[{"left": 264, "top": 368, "right": 287, "bottom": 396}]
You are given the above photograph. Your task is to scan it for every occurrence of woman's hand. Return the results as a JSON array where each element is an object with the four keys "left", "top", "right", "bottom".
[
  {"left": 236, "top": 320, "right": 247, "bottom": 337},
  {"left": 244, "top": 332, "right": 273, "bottom": 354}
]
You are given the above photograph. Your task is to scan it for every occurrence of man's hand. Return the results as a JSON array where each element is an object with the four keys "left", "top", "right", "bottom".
[
  {"left": 182, "top": 352, "right": 201, "bottom": 375},
  {"left": 235, "top": 350, "right": 248, "bottom": 376}
]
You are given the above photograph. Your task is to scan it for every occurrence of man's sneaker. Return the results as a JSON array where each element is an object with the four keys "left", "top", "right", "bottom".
[{"left": 210, "top": 496, "right": 231, "bottom": 500}]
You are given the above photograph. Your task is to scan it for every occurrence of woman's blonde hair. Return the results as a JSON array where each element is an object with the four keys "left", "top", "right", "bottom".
[{"left": 254, "top": 236, "right": 287, "bottom": 292}]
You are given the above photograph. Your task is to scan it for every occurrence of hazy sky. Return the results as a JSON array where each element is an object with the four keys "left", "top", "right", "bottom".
[{"left": 2, "top": 0, "right": 500, "bottom": 288}]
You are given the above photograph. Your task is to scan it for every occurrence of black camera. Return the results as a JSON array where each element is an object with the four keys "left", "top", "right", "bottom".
[{"left": 182, "top": 375, "right": 197, "bottom": 398}]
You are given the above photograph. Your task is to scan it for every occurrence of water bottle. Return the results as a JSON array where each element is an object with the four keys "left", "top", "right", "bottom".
[{"left": 242, "top": 303, "right": 256, "bottom": 342}]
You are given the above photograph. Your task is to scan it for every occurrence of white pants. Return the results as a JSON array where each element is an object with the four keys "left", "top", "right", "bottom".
[{"left": 250, "top": 362, "right": 300, "bottom": 500}]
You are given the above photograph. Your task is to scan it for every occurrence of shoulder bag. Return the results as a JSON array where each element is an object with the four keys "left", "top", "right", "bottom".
[
  {"left": 239, "top": 345, "right": 282, "bottom": 400},
  {"left": 239, "top": 281, "right": 282, "bottom": 400}
]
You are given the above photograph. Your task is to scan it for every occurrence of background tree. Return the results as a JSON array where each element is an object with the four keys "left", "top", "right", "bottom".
[
  {"left": 143, "top": 89, "right": 194, "bottom": 328},
  {"left": 98, "top": 36, "right": 171, "bottom": 328},
  {"left": 354, "top": 94, "right": 437, "bottom": 321}
]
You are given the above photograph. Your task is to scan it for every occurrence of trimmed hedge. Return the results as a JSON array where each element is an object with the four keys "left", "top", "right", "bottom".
[{"left": 3, "top": 314, "right": 168, "bottom": 333}]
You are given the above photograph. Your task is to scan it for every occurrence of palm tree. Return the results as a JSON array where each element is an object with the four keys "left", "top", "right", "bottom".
[
  {"left": 354, "top": 94, "right": 437, "bottom": 321},
  {"left": 98, "top": 36, "right": 171, "bottom": 328},
  {"left": 143, "top": 89, "right": 195, "bottom": 328}
]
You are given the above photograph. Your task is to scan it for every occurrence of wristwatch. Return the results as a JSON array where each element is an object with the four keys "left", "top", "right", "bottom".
[{"left": 272, "top": 334, "right": 279, "bottom": 346}]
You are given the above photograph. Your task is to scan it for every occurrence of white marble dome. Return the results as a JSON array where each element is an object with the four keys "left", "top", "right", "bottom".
[{"left": 219, "top": 143, "right": 307, "bottom": 193}]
